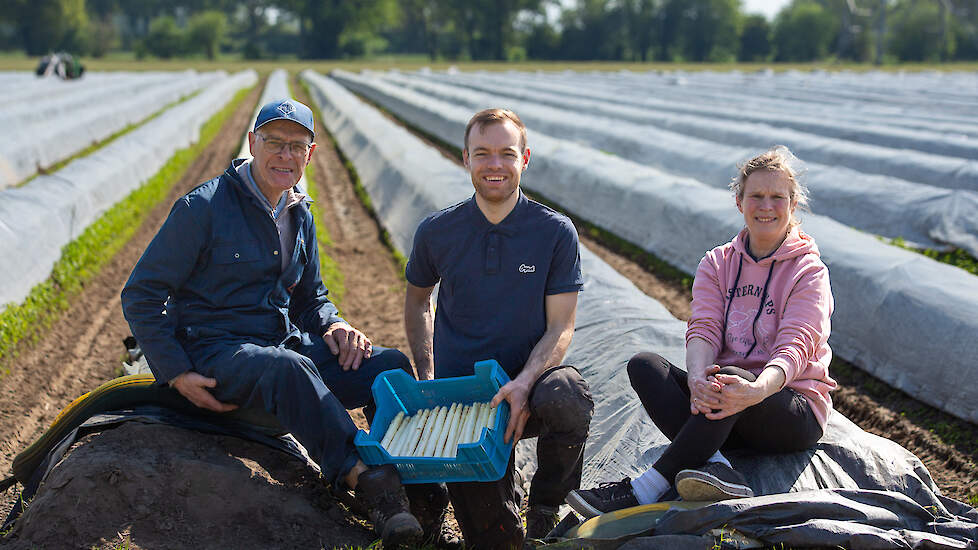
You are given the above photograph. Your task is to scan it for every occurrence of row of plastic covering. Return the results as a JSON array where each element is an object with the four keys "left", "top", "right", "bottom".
[
  {"left": 430, "top": 70, "right": 978, "bottom": 158},
  {"left": 0, "top": 71, "right": 224, "bottom": 189},
  {"left": 374, "top": 71, "right": 978, "bottom": 257},
  {"left": 0, "top": 70, "right": 258, "bottom": 313},
  {"left": 580, "top": 68, "right": 978, "bottom": 124},
  {"left": 300, "top": 70, "right": 977, "bottom": 549},
  {"left": 328, "top": 68, "right": 978, "bottom": 426},
  {"left": 416, "top": 71, "right": 978, "bottom": 193}
]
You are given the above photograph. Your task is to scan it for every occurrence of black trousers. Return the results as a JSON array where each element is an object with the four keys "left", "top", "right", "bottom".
[
  {"left": 445, "top": 365, "right": 593, "bottom": 550},
  {"left": 628, "top": 352, "right": 822, "bottom": 482}
]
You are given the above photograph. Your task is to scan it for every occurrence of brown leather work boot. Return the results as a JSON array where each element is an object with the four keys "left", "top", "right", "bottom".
[{"left": 355, "top": 465, "right": 423, "bottom": 548}]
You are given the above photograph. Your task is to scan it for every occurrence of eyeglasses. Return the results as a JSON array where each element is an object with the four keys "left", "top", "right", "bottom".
[{"left": 256, "top": 133, "right": 312, "bottom": 156}]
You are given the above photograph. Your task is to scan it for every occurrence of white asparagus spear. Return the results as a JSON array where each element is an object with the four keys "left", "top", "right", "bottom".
[
  {"left": 487, "top": 405, "right": 497, "bottom": 431},
  {"left": 458, "top": 403, "right": 478, "bottom": 445},
  {"left": 414, "top": 406, "right": 440, "bottom": 457},
  {"left": 466, "top": 402, "right": 485, "bottom": 444},
  {"left": 473, "top": 401, "right": 492, "bottom": 443},
  {"left": 440, "top": 403, "right": 461, "bottom": 455},
  {"left": 429, "top": 403, "right": 455, "bottom": 457},
  {"left": 380, "top": 411, "right": 405, "bottom": 450},
  {"left": 403, "top": 408, "right": 430, "bottom": 457},
  {"left": 442, "top": 403, "right": 467, "bottom": 457},
  {"left": 423, "top": 405, "right": 450, "bottom": 457},
  {"left": 389, "top": 411, "right": 417, "bottom": 456},
  {"left": 415, "top": 406, "right": 437, "bottom": 457}
]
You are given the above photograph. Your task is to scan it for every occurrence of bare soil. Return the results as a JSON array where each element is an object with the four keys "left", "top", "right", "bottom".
[{"left": 0, "top": 72, "right": 975, "bottom": 549}]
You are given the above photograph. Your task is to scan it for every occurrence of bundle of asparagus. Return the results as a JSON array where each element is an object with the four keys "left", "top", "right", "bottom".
[{"left": 379, "top": 401, "right": 499, "bottom": 458}]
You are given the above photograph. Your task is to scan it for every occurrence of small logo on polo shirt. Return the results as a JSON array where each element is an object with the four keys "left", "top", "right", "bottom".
[{"left": 519, "top": 264, "right": 536, "bottom": 273}]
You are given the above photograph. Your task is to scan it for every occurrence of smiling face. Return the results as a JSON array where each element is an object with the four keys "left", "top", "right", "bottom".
[
  {"left": 737, "top": 169, "right": 797, "bottom": 256},
  {"left": 247, "top": 119, "right": 316, "bottom": 204},
  {"left": 462, "top": 120, "right": 529, "bottom": 211}
]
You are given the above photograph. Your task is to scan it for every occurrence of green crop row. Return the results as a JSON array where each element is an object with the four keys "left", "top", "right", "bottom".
[
  {"left": 887, "top": 237, "right": 978, "bottom": 276},
  {"left": 302, "top": 160, "right": 346, "bottom": 308},
  {"left": 0, "top": 84, "right": 255, "bottom": 373}
]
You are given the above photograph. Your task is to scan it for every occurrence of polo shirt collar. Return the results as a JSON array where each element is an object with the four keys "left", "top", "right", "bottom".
[{"left": 468, "top": 191, "right": 527, "bottom": 236}]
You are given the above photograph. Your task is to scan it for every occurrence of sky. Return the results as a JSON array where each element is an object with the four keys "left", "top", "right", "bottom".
[{"left": 741, "top": 0, "right": 792, "bottom": 20}]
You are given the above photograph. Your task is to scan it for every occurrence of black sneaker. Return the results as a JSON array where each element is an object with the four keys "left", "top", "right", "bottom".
[
  {"left": 675, "top": 462, "right": 754, "bottom": 502},
  {"left": 355, "top": 465, "right": 424, "bottom": 548},
  {"left": 524, "top": 504, "right": 560, "bottom": 542},
  {"left": 565, "top": 479, "right": 639, "bottom": 519}
]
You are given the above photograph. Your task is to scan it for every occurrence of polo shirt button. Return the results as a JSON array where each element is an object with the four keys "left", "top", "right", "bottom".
[
  {"left": 273, "top": 250, "right": 279, "bottom": 255},
  {"left": 234, "top": 253, "right": 240, "bottom": 258}
]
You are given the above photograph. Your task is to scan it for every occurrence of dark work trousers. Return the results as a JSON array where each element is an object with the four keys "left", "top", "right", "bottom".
[
  {"left": 180, "top": 330, "right": 413, "bottom": 487},
  {"left": 445, "top": 365, "right": 594, "bottom": 550},
  {"left": 628, "top": 352, "right": 822, "bottom": 483}
]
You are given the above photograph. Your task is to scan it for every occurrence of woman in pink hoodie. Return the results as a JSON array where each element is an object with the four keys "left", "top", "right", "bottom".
[{"left": 567, "top": 146, "right": 836, "bottom": 518}]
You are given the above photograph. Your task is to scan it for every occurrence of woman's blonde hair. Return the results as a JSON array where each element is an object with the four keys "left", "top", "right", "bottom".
[{"left": 730, "top": 145, "right": 810, "bottom": 227}]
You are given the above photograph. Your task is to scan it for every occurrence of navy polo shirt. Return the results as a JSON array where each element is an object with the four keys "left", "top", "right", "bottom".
[{"left": 406, "top": 192, "right": 584, "bottom": 379}]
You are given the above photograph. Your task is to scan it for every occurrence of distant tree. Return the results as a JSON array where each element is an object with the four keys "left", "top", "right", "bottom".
[
  {"left": 7, "top": 0, "right": 90, "bottom": 55},
  {"left": 623, "top": 0, "right": 657, "bottom": 61},
  {"left": 88, "top": 15, "right": 118, "bottom": 57},
  {"left": 524, "top": 20, "right": 560, "bottom": 59},
  {"left": 188, "top": 10, "right": 227, "bottom": 59},
  {"left": 656, "top": 0, "right": 686, "bottom": 60},
  {"left": 279, "top": 0, "right": 398, "bottom": 59},
  {"left": 677, "top": 0, "right": 741, "bottom": 62},
  {"left": 773, "top": 0, "right": 840, "bottom": 61},
  {"left": 738, "top": 14, "right": 772, "bottom": 61},
  {"left": 950, "top": 2, "right": 978, "bottom": 60},
  {"left": 888, "top": 0, "right": 951, "bottom": 61},
  {"left": 559, "top": 0, "right": 630, "bottom": 60},
  {"left": 143, "top": 15, "right": 184, "bottom": 58}
]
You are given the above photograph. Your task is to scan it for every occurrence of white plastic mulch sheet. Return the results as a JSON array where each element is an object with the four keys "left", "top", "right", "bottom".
[
  {"left": 377, "top": 70, "right": 978, "bottom": 257},
  {"left": 431, "top": 69, "right": 978, "bottom": 153},
  {"left": 301, "top": 70, "right": 978, "bottom": 549},
  {"left": 0, "top": 70, "right": 225, "bottom": 189},
  {"left": 0, "top": 70, "right": 258, "bottom": 312},
  {"left": 328, "top": 68, "right": 978, "bottom": 427},
  {"left": 418, "top": 71, "right": 978, "bottom": 193}
]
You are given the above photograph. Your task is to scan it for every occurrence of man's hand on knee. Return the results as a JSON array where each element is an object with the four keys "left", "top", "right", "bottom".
[
  {"left": 324, "top": 322, "right": 373, "bottom": 371},
  {"left": 169, "top": 372, "right": 239, "bottom": 413}
]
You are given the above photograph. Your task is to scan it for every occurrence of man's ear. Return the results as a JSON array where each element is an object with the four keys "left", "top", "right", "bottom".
[
  {"left": 462, "top": 147, "right": 470, "bottom": 169},
  {"left": 305, "top": 142, "right": 318, "bottom": 164},
  {"left": 247, "top": 131, "right": 257, "bottom": 156},
  {"left": 521, "top": 147, "right": 531, "bottom": 171}
]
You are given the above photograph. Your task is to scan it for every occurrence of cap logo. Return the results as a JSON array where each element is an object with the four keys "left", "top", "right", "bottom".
[{"left": 277, "top": 102, "right": 296, "bottom": 116}]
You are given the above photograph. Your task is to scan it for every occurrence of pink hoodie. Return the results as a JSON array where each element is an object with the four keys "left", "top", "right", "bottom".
[{"left": 686, "top": 226, "right": 837, "bottom": 428}]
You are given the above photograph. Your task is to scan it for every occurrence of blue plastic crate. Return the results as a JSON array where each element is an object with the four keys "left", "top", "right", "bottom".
[{"left": 354, "top": 360, "right": 514, "bottom": 484}]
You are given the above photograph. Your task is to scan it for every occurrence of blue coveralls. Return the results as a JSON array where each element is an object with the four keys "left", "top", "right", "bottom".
[{"left": 121, "top": 159, "right": 411, "bottom": 485}]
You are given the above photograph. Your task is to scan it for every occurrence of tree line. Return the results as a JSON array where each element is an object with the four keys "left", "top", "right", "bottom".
[{"left": 3, "top": 0, "right": 977, "bottom": 63}]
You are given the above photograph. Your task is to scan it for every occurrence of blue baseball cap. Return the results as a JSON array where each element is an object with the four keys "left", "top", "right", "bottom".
[{"left": 254, "top": 98, "right": 315, "bottom": 139}]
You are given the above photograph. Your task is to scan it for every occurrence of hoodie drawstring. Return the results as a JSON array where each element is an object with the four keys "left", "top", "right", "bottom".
[
  {"left": 721, "top": 255, "right": 744, "bottom": 342},
  {"left": 722, "top": 253, "right": 776, "bottom": 359}
]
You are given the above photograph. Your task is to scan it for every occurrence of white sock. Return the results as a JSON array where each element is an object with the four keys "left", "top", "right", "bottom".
[
  {"left": 629, "top": 467, "right": 670, "bottom": 505},
  {"left": 708, "top": 450, "right": 731, "bottom": 467}
]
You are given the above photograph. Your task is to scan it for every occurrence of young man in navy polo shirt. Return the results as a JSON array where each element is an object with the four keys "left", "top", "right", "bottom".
[{"left": 404, "top": 109, "right": 594, "bottom": 548}]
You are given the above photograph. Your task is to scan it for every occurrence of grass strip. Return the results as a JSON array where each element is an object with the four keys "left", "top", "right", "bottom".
[
  {"left": 0, "top": 84, "right": 255, "bottom": 373},
  {"left": 303, "top": 160, "right": 346, "bottom": 307},
  {"left": 887, "top": 237, "right": 978, "bottom": 276},
  {"left": 285, "top": 75, "right": 347, "bottom": 307},
  {"left": 298, "top": 77, "right": 408, "bottom": 276},
  {"left": 17, "top": 90, "right": 203, "bottom": 188}
]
